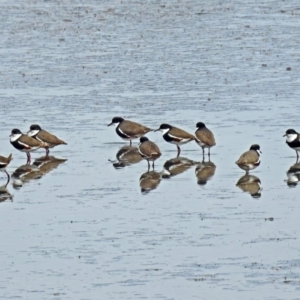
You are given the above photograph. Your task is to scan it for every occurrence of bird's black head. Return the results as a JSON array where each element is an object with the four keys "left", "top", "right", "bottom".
[
  {"left": 285, "top": 129, "right": 297, "bottom": 135},
  {"left": 159, "top": 124, "right": 172, "bottom": 130},
  {"left": 154, "top": 123, "right": 172, "bottom": 132},
  {"left": 140, "top": 136, "right": 149, "bottom": 143},
  {"left": 11, "top": 128, "right": 22, "bottom": 135},
  {"left": 108, "top": 117, "right": 124, "bottom": 126},
  {"left": 196, "top": 122, "right": 206, "bottom": 129},
  {"left": 250, "top": 144, "right": 261, "bottom": 151},
  {"left": 30, "top": 124, "right": 42, "bottom": 131}
]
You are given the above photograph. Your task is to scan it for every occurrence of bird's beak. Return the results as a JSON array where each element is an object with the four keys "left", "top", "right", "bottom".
[
  {"left": 260, "top": 150, "right": 262, "bottom": 153},
  {"left": 107, "top": 122, "right": 113, "bottom": 126},
  {"left": 283, "top": 133, "right": 287, "bottom": 137},
  {"left": 154, "top": 128, "right": 160, "bottom": 132}
]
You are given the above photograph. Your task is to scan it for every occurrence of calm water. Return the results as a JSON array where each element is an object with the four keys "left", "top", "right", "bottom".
[{"left": 1, "top": 0, "right": 300, "bottom": 299}]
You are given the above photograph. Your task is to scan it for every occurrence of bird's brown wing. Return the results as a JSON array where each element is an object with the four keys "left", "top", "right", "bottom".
[
  {"left": 195, "top": 129, "right": 216, "bottom": 146},
  {"left": 236, "top": 150, "right": 259, "bottom": 165},
  {"left": 148, "top": 142, "right": 161, "bottom": 158},
  {"left": 20, "top": 135, "right": 47, "bottom": 148},
  {"left": 36, "top": 130, "right": 67, "bottom": 146},
  {"left": 169, "top": 127, "right": 195, "bottom": 140},
  {"left": 120, "top": 120, "right": 152, "bottom": 137},
  {"left": 140, "top": 141, "right": 161, "bottom": 159}
]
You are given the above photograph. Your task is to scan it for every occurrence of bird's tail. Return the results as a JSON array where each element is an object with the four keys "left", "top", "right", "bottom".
[{"left": 7, "top": 153, "right": 12, "bottom": 162}]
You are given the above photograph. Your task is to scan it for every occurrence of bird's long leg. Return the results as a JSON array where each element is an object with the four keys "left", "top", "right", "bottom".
[
  {"left": 130, "top": 140, "right": 132, "bottom": 146},
  {"left": 46, "top": 148, "right": 50, "bottom": 157},
  {"left": 26, "top": 152, "right": 31, "bottom": 164},
  {"left": 147, "top": 160, "right": 150, "bottom": 172},
  {"left": 177, "top": 145, "right": 181, "bottom": 158},
  {"left": 152, "top": 161, "right": 155, "bottom": 170},
  {"left": 296, "top": 151, "right": 299, "bottom": 162}
]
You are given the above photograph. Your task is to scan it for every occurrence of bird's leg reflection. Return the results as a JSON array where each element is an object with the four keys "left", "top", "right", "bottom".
[
  {"left": 176, "top": 145, "right": 181, "bottom": 158},
  {"left": 3, "top": 170, "right": 10, "bottom": 181},
  {"left": 26, "top": 152, "right": 31, "bottom": 164}
]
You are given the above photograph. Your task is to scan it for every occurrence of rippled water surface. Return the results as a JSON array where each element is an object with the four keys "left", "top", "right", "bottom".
[{"left": 1, "top": 0, "right": 300, "bottom": 299}]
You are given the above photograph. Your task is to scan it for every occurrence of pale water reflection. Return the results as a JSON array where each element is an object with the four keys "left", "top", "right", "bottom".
[
  {"left": 109, "top": 146, "right": 143, "bottom": 169},
  {"left": 139, "top": 171, "right": 162, "bottom": 194},
  {"left": 162, "top": 157, "right": 198, "bottom": 178},
  {"left": 236, "top": 174, "right": 262, "bottom": 198},
  {"left": 286, "top": 162, "right": 300, "bottom": 187},
  {"left": 0, "top": 177, "right": 12, "bottom": 203},
  {"left": 195, "top": 160, "right": 216, "bottom": 185},
  {"left": 12, "top": 156, "right": 67, "bottom": 189}
]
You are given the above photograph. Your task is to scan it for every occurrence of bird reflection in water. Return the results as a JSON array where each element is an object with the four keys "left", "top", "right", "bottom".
[
  {"left": 12, "top": 156, "right": 67, "bottom": 188},
  {"left": 162, "top": 157, "right": 198, "bottom": 178},
  {"left": 109, "top": 146, "right": 143, "bottom": 169},
  {"left": 0, "top": 177, "right": 13, "bottom": 203},
  {"left": 286, "top": 163, "right": 300, "bottom": 187},
  {"left": 195, "top": 160, "right": 216, "bottom": 185},
  {"left": 236, "top": 174, "right": 262, "bottom": 198},
  {"left": 139, "top": 171, "right": 161, "bottom": 194}
]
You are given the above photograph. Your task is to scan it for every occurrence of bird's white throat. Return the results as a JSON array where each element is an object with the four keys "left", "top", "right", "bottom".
[
  {"left": 161, "top": 128, "right": 170, "bottom": 134},
  {"left": 27, "top": 130, "right": 39, "bottom": 137},
  {"left": 10, "top": 133, "right": 22, "bottom": 142},
  {"left": 286, "top": 133, "right": 298, "bottom": 143}
]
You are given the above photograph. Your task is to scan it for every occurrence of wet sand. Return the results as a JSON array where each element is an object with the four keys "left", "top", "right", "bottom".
[{"left": 0, "top": 0, "right": 300, "bottom": 299}]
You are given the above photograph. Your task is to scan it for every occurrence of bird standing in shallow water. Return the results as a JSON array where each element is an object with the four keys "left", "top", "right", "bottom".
[
  {"left": 27, "top": 124, "right": 67, "bottom": 157},
  {"left": 138, "top": 137, "right": 161, "bottom": 171},
  {"left": 0, "top": 153, "right": 12, "bottom": 180},
  {"left": 155, "top": 123, "right": 194, "bottom": 157},
  {"left": 283, "top": 129, "right": 300, "bottom": 161},
  {"left": 195, "top": 122, "right": 216, "bottom": 158},
  {"left": 108, "top": 117, "right": 153, "bottom": 145},
  {"left": 10, "top": 128, "right": 47, "bottom": 164},
  {"left": 235, "top": 144, "right": 261, "bottom": 174}
]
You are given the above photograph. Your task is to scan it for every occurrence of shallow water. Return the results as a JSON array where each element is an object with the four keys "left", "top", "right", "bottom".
[{"left": 1, "top": 0, "right": 300, "bottom": 299}]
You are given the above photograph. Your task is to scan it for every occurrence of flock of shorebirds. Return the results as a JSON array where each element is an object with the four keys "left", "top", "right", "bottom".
[
  {"left": 1, "top": 117, "right": 299, "bottom": 191},
  {"left": 107, "top": 117, "right": 300, "bottom": 173},
  {"left": 0, "top": 125, "right": 67, "bottom": 181}
]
